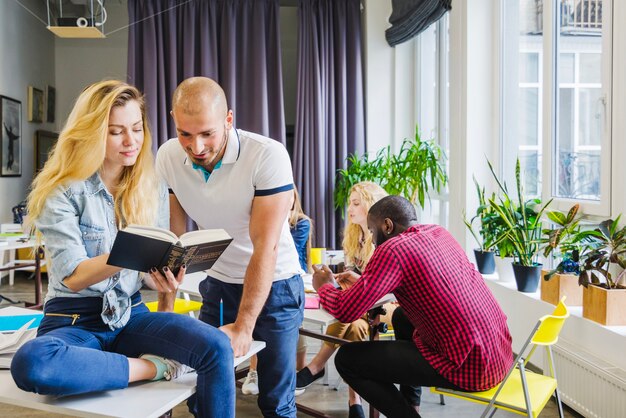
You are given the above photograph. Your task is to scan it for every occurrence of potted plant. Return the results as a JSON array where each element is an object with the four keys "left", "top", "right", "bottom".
[
  {"left": 464, "top": 177, "right": 498, "bottom": 274},
  {"left": 334, "top": 127, "right": 447, "bottom": 213},
  {"left": 579, "top": 217, "right": 626, "bottom": 325},
  {"left": 540, "top": 204, "right": 591, "bottom": 305},
  {"left": 487, "top": 159, "right": 552, "bottom": 292}
]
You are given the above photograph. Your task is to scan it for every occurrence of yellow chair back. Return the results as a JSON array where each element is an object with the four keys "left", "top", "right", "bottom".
[{"left": 532, "top": 297, "right": 570, "bottom": 346}]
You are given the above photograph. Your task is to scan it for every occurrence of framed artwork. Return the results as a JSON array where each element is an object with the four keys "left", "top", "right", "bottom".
[
  {"left": 35, "top": 130, "right": 59, "bottom": 172},
  {"left": 28, "top": 86, "right": 44, "bottom": 123},
  {"left": 46, "top": 85, "right": 56, "bottom": 123},
  {"left": 1, "top": 95, "right": 22, "bottom": 177}
]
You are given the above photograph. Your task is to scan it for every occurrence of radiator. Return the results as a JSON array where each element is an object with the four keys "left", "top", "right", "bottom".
[{"left": 549, "top": 340, "right": 626, "bottom": 418}]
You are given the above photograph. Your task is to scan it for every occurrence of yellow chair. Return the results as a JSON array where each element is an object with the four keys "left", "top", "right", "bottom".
[
  {"left": 145, "top": 298, "right": 202, "bottom": 317},
  {"left": 432, "top": 298, "right": 570, "bottom": 418}
]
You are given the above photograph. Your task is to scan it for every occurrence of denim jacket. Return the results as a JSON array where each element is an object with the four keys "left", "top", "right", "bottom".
[{"left": 36, "top": 173, "right": 169, "bottom": 329}]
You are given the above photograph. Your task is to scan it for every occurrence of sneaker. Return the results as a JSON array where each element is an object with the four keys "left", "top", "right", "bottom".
[
  {"left": 348, "top": 404, "right": 366, "bottom": 418},
  {"left": 241, "top": 370, "right": 259, "bottom": 395},
  {"left": 141, "top": 354, "right": 193, "bottom": 381},
  {"left": 295, "top": 367, "right": 325, "bottom": 390},
  {"left": 294, "top": 387, "right": 306, "bottom": 397}
]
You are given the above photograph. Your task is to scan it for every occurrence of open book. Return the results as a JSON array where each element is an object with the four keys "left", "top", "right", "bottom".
[{"left": 107, "top": 225, "right": 233, "bottom": 275}]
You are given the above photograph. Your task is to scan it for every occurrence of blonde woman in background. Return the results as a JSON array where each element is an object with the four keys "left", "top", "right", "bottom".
[
  {"left": 242, "top": 188, "right": 312, "bottom": 395},
  {"left": 11, "top": 80, "right": 235, "bottom": 417},
  {"left": 296, "top": 181, "right": 394, "bottom": 418}
]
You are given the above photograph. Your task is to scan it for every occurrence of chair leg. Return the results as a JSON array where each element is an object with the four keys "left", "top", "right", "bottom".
[
  {"left": 439, "top": 394, "right": 445, "bottom": 405},
  {"left": 554, "top": 389, "right": 564, "bottom": 418},
  {"left": 518, "top": 363, "right": 533, "bottom": 418},
  {"left": 487, "top": 408, "right": 497, "bottom": 418}
]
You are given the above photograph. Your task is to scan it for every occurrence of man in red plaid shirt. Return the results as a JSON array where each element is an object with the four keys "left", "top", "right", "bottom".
[{"left": 313, "top": 196, "right": 513, "bottom": 418}]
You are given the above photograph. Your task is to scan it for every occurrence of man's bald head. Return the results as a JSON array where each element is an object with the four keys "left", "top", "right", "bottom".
[{"left": 172, "top": 77, "right": 228, "bottom": 117}]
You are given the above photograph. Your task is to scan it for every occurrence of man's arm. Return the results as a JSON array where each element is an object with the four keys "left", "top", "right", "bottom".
[
  {"left": 155, "top": 193, "right": 188, "bottom": 311},
  {"left": 220, "top": 190, "right": 293, "bottom": 356},
  {"left": 317, "top": 248, "right": 403, "bottom": 323},
  {"left": 169, "top": 193, "right": 187, "bottom": 237}
]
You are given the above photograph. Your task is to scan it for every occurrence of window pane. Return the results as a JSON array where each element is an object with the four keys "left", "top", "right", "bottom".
[
  {"left": 554, "top": 0, "right": 603, "bottom": 200},
  {"left": 501, "top": 0, "right": 542, "bottom": 198},
  {"left": 519, "top": 88, "right": 539, "bottom": 146},
  {"left": 520, "top": 52, "right": 539, "bottom": 83},
  {"left": 580, "top": 53, "right": 601, "bottom": 83},
  {"left": 578, "top": 88, "right": 602, "bottom": 146},
  {"left": 559, "top": 53, "right": 575, "bottom": 83}
]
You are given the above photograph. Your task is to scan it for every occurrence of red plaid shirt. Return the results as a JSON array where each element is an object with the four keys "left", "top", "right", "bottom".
[{"left": 318, "top": 224, "right": 513, "bottom": 391}]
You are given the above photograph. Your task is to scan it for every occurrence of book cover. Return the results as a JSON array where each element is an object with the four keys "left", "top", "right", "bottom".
[
  {"left": 0, "top": 314, "right": 43, "bottom": 332},
  {"left": 108, "top": 230, "right": 232, "bottom": 275}
]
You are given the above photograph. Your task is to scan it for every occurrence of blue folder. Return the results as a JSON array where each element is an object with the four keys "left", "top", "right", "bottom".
[{"left": 0, "top": 314, "right": 43, "bottom": 332}]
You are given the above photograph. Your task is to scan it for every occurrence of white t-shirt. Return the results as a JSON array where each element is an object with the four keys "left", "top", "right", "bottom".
[{"left": 156, "top": 128, "right": 303, "bottom": 284}]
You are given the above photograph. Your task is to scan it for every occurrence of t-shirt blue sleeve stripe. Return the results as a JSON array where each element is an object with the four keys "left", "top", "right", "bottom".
[{"left": 255, "top": 183, "right": 294, "bottom": 196}]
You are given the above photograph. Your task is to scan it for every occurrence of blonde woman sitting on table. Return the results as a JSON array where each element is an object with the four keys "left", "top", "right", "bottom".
[
  {"left": 296, "top": 181, "right": 395, "bottom": 418},
  {"left": 11, "top": 80, "right": 235, "bottom": 418},
  {"left": 242, "top": 187, "right": 312, "bottom": 395}
]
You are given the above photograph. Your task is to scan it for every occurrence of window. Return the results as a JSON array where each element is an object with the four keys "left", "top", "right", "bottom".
[
  {"left": 416, "top": 15, "right": 450, "bottom": 227},
  {"left": 501, "top": 0, "right": 611, "bottom": 215}
]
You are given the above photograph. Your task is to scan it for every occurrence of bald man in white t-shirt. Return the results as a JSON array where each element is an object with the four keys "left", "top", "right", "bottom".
[{"left": 155, "top": 77, "right": 304, "bottom": 418}]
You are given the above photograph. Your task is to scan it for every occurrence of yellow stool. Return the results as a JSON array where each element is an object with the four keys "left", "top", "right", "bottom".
[{"left": 145, "top": 298, "right": 202, "bottom": 316}]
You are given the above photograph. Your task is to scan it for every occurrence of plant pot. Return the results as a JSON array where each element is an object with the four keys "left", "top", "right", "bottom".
[
  {"left": 582, "top": 284, "right": 626, "bottom": 326},
  {"left": 495, "top": 256, "right": 514, "bottom": 282},
  {"left": 473, "top": 249, "right": 495, "bottom": 274},
  {"left": 540, "top": 270, "right": 582, "bottom": 306},
  {"left": 512, "top": 263, "right": 542, "bottom": 293}
]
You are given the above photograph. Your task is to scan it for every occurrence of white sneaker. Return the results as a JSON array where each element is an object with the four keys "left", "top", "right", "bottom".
[
  {"left": 241, "top": 370, "right": 259, "bottom": 395},
  {"left": 295, "top": 388, "right": 305, "bottom": 397},
  {"left": 141, "top": 354, "right": 194, "bottom": 381}
]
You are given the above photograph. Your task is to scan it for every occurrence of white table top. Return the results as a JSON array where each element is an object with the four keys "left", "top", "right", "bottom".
[
  {"left": 0, "top": 239, "right": 40, "bottom": 252},
  {"left": 0, "top": 307, "right": 264, "bottom": 418}
]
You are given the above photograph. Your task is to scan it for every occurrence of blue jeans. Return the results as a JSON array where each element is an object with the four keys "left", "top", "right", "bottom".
[
  {"left": 11, "top": 293, "right": 234, "bottom": 418},
  {"left": 199, "top": 275, "right": 304, "bottom": 418}
]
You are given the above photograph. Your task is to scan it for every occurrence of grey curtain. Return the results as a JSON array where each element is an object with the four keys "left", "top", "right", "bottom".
[
  {"left": 127, "top": 0, "right": 285, "bottom": 151},
  {"left": 386, "top": 0, "right": 452, "bottom": 47},
  {"left": 293, "top": 0, "right": 365, "bottom": 249}
]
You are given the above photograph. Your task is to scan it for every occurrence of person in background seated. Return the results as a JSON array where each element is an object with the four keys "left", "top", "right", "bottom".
[
  {"left": 313, "top": 196, "right": 514, "bottom": 418},
  {"left": 11, "top": 80, "right": 235, "bottom": 418},
  {"left": 242, "top": 187, "right": 312, "bottom": 395},
  {"left": 296, "top": 181, "right": 395, "bottom": 418}
]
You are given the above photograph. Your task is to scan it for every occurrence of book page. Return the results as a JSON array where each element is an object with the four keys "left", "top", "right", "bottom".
[
  {"left": 124, "top": 224, "right": 178, "bottom": 243},
  {"left": 180, "top": 229, "right": 232, "bottom": 246}
]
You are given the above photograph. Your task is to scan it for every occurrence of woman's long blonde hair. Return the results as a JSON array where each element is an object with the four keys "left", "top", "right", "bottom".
[
  {"left": 28, "top": 80, "right": 158, "bottom": 228},
  {"left": 342, "top": 181, "right": 388, "bottom": 271},
  {"left": 289, "top": 187, "right": 313, "bottom": 272}
]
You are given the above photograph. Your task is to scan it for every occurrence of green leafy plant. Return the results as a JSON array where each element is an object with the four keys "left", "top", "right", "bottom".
[
  {"left": 487, "top": 158, "right": 552, "bottom": 267},
  {"left": 579, "top": 217, "right": 626, "bottom": 289},
  {"left": 541, "top": 204, "right": 595, "bottom": 280},
  {"left": 334, "top": 127, "right": 447, "bottom": 213},
  {"left": 464, "top": 177, "right": 499, "bottom": 252}
]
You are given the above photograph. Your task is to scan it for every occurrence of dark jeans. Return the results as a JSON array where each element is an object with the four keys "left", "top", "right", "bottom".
[
  {"left": 335, "top": 307, "right": 462, "bottom": 418},
  {"left": 199, "top": 274, "right": 304, "bottom": 418},
  {"left": 11, "top": 293, "right": 234, "bottom": 418}
]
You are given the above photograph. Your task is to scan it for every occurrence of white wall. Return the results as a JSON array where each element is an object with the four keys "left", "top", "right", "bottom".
[
  {"left": 55, "top": 1, "right": 129, "bottom": 132},
  {"left": 0, "top": 0, "right": 55, "bottom": 224},
  {"left": 363, "top": 0, "right": 418, "bottom": 155}
]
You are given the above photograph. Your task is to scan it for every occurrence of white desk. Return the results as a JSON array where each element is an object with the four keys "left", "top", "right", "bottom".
[{"left": 0, "top": 306, "right": 265, "bottom": 418}]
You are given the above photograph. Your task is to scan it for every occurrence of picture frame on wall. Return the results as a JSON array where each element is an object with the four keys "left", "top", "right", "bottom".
[
  {"left": 1, "top": 95, "right": 23, "bottom": 177},
  {"left": 28, "top": 86, "right": 44, "bottom": 123},
  {"left": 46, "top": 85, "right": 56, "bottom": 123},
  {"left": 35, "top": 130, "right": 59, "bottom": 172}
]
